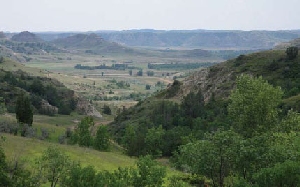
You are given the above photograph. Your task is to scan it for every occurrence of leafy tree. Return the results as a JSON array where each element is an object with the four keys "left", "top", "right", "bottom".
[
  {"left": 174, "top": 130, "right": 241, "bottom": 187},
  {"left": 30, "top": 79, "right": 45, "bottom": 96},
  {"left": 144, "top": 125, "right": 165, "bottom": 157},
  {"left": 137, "top": 69, "right": 143, "bottom": 76},
  {"left": 94, "top": 125, "right": 110, "bottom": 151},
  {"left": 61, "top": 164, "right": 97, "bottom": 187},
  {"left": 0, "top": 97, "right": 6, "bottom": 114},
  {"left": 103, "top": 105, "right": 112, "bottom": 115},
  {"left": 122, "top": 124, "right": 138, "bottom": 156},
  {"left": 181, "top": 90, "right": 205, "bottom": 118},
  {"left": 73, "top": 116, "right": 94, "bottom": 147},
  {"left": 16, "top": 93, "right": 33, "bottom": 125},
  {"left": 132, "top": 155, "right": 166, "bottom": 187},
  {"left": 129, "top": 70, "right": 133, "bottom": 76},
  {"left": 37, "top": 147, "right": 71, "bottom": 187},
  {"left": 0, "top": 56, "right": 4, "bottom": 63},
  {"left": 145, "top": 84, "right": 151, "bottom": 90},
  {"left": 228, "top": 75, "right": 283, "bottom": 137},
  {"left": 286, "top": 46, "right": 298, "bottom": 60},
  {"left": 254, "top": 160, "right": 300, "bottom": 187},
  {"left": 0, "top": 145, "right": 10, "bottom": 186}
]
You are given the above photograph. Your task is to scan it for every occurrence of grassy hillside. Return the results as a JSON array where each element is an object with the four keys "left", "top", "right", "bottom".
[{"left": 1, "top": 134, "right": 135, "bottom": 171}]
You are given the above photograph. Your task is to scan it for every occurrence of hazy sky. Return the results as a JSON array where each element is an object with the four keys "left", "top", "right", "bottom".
[{"left": 1, "top": 0, "right": 299, "bottom": 32}]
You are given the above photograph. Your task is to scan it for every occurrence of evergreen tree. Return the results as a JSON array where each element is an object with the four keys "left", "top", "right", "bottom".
[{"left": 16, "top": 93, "right": 33, "bottom": 125}]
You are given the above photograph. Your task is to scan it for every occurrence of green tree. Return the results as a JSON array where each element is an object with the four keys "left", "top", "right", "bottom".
[
  {"left": 286, "top": 46, "right": 298, "bottom": 60},
  {"left": 103, "top": 105, "right": 112, "bottom": 115},
  {"left": 73, "top": 116, "right": 94, "bottom": 147},
  {"left": 228, "top": 75, "right": 283, "bottom": 137},
  {"left": 181, "top": 90, "right": 205, "bottom": 118},
  {"left": 144, "top": 126, "right": 165, "bottom": 157},
  {"left": 145, "top": 84, "right": 151, "bottom": 90},
  {"left": 37, "top": 147, "right": 71, "bottom": 187},
  {"left": 61, "top": 164, "right": 97, "bottom": 187},
  {"left": 0, "top": 145, "right": 10, "bottom": 187},
  {"left": 0, "top": 56, "right": 4, "bottom": 63},
  {"left": 16, "top": 93, "right": 33, "bottom": 125},
  {"left": 254, "top": 160, "right": 300, "bottom": 187},
  {"left": 174, "top": 130, "right": 241, "bottom": 187},
  {"left": 132, "top": 155, "right": 166, "bottom": 187},
  {"left": 0, "top": 97, "right": 6, "bottom": 114},
  {"left": 94, "top": 125, "right": 110, "bottom": 151},
  {"left": 137, "top": 69, "right": 143, "bottom": 76}
]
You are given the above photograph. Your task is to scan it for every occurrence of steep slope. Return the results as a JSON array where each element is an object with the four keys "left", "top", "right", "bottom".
[
  {"left": 176, "top": 49, "right": 300, "bottom": 103},
  {"left": 11, "top": 31, "right": 43, "bottom": 42}
]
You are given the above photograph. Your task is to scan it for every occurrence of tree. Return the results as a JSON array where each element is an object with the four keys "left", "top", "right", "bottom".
[
  {"left": 129, "top": 70, "right": 133, "bottom": 76},
  {"left": 132, "top": 155, "right": 166, "bottom": 187},
  {"left": 228, "top": 75, "right": 283, "bottom": 137},
  {"left": 94, "top": 125, "right": 110, "bottom": 151},
  {"left": 0, "top": 145, "right": 10, "bottom": 186},
  {"left": 286, "top": 46, "right": 298, "bottom": 60},
  {"left": 0, "top": 56, "right": 4, "bottom": 63},
  {"left": 103, "top": 105, "right": 112, "bottom": 115},
  {"left": 145, "top": 84, "right": 151, "bottom": 90},
  {"left": 181, "top": 90, "right": 205, "bottom": 119},
  {"left": 37, "top": 147, "right": 71, "bottom": 187},
  {"left": 0, "top": 97, "right": 6, "bottom": 115},
  {"left": 144, "top": 126, "right": 165, "bottom": 157},
  {"left": 254, "top": 161, "right": 300, "bottom": 187},
  {"left": 174, "top": 130, "right": 241, "bottom": 187},
  {"left": 16, "top": 93, "right": 33, "bottom": 125},
  {"left": 137, "top": 69, "right": 143, "bottom": 76},
  {"left": 73, "top": 116, "right": 94, "bottom": 147}
]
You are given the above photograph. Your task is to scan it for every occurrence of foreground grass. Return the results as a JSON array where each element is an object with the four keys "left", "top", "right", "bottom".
[{"left": 1, "top": 134, "right": 135, "bottom": 171}]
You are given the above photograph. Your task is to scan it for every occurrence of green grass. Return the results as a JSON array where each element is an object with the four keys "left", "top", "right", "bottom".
[{"left": 1, "top": 134, "right": 135, "bottom": 172}]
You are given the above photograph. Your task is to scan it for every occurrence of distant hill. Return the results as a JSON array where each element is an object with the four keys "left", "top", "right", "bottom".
[
  {"left": 11, "top": 31, "right": 43, "bottom": 42},
  {"left": 0, "top": 32, "right": 6, "bottom": 39},
  {"left": 0, "top": 31, "right": 64, "bottom": 58},
  {"left": 97, "top": 30, "right": 300, "bottom": 50},
  {"left": 37, "top": 30, "right": 300, "bottom": 50},
  {"left": 52, "top": 33, "right": 133, "bottom": 54}
]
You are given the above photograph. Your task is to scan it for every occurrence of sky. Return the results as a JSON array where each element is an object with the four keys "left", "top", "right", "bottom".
[{"left": 1, "top": 0, "right": 299, "bottom": 32}]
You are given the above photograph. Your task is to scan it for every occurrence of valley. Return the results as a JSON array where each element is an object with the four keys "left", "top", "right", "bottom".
[{"left": 1, "top": 30, "right": 300, "bottom": 186}]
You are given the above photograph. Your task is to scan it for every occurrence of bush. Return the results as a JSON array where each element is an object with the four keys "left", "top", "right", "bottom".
[{"left": 40, "top": 128, "right": 50, "bottom": 140}]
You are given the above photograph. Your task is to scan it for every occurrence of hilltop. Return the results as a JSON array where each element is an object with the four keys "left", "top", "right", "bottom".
[
  {"left": 11, "top": 31, "right": 43, "bottom": 42},
  {"left": 52, "top": 33, "right": 133, "bottom": 54}
]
